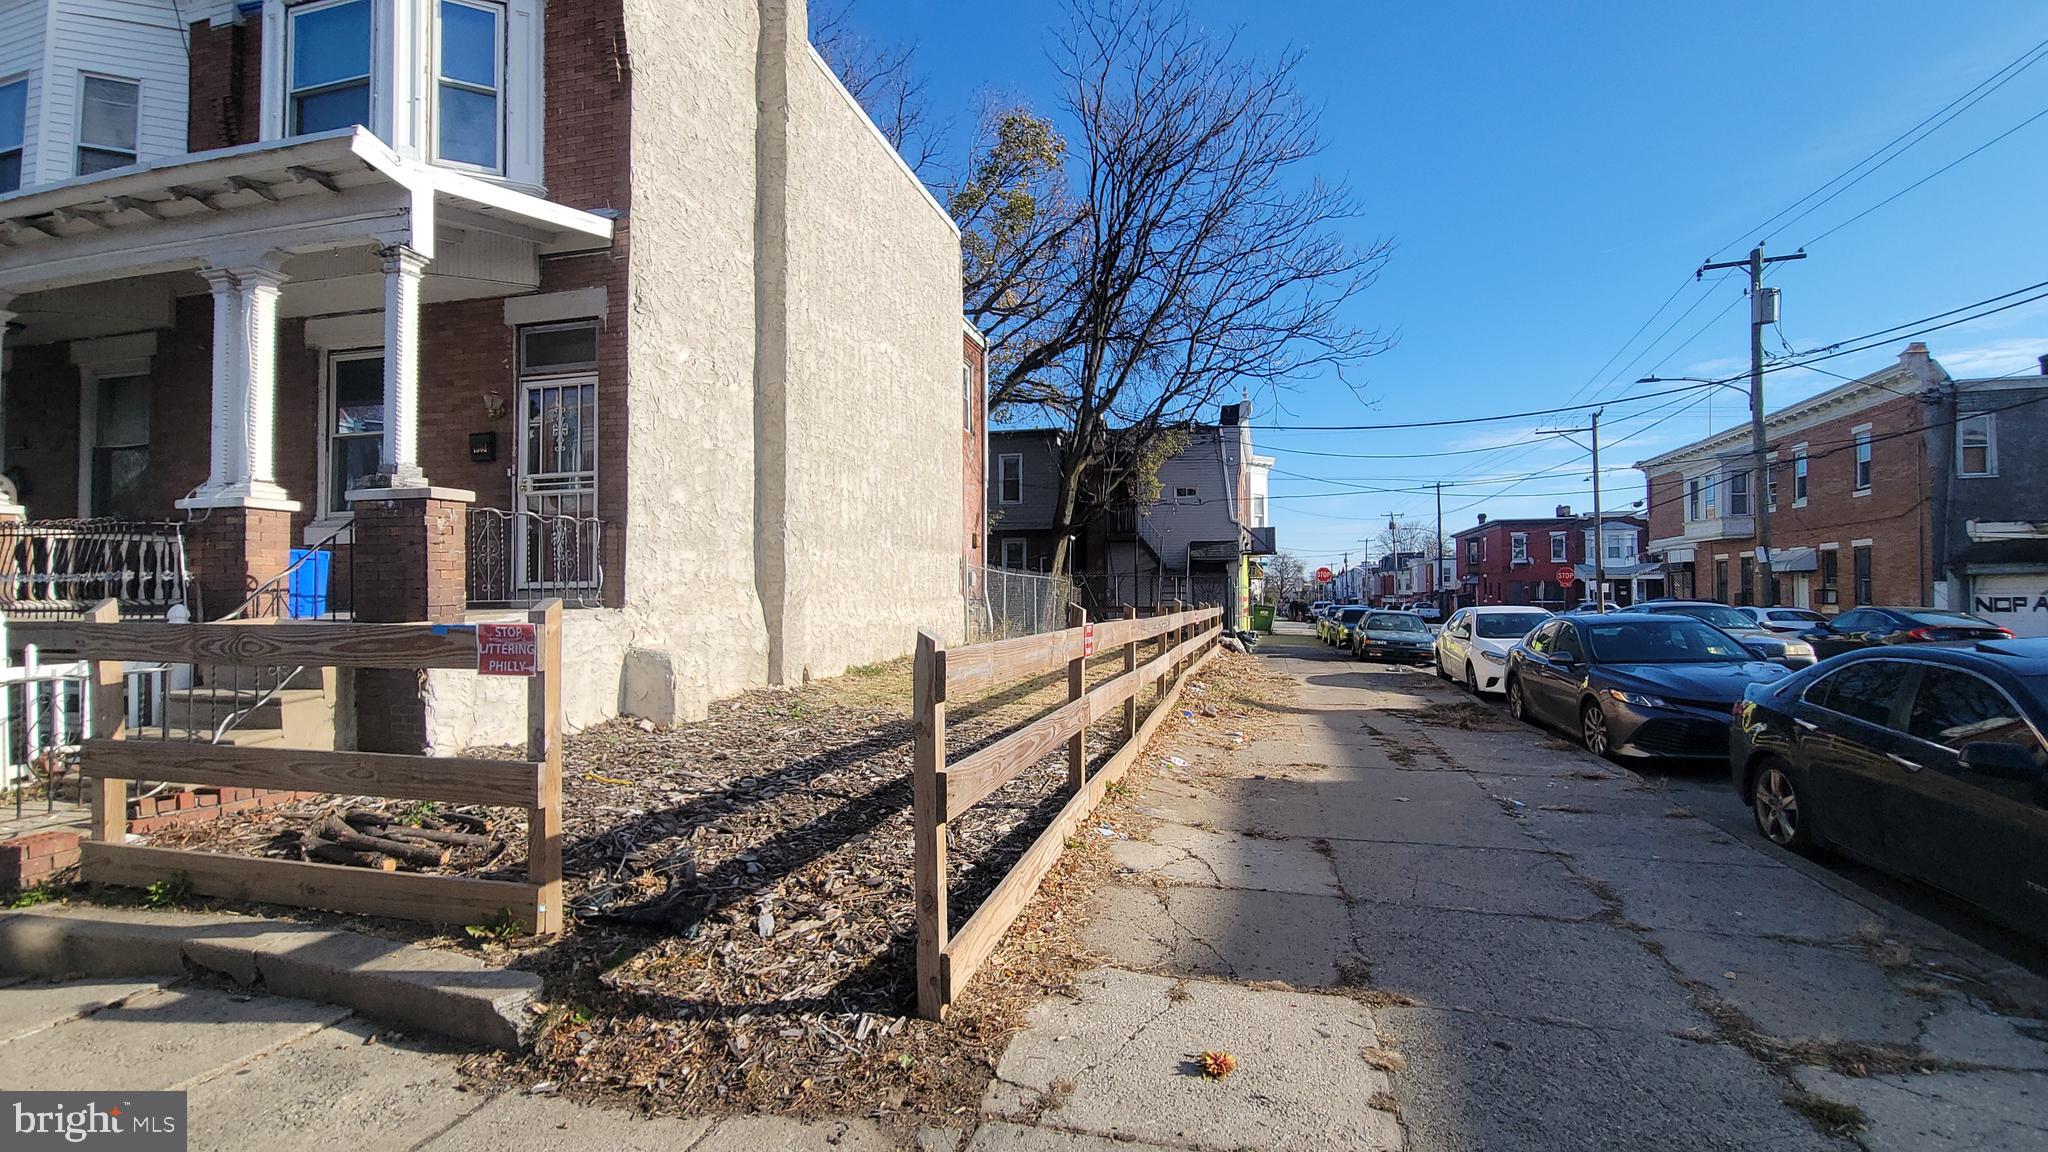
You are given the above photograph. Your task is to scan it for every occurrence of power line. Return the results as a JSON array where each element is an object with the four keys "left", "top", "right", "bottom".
[
  {"left": 1802, "top": 100, "right": 2048, "bottom": 248},
  {"left": 1254, "top": 381, "right": 1716, "bottom": 433},
  {"left": 1717, "top": 35, "right": 2048, "bottom": 257}
]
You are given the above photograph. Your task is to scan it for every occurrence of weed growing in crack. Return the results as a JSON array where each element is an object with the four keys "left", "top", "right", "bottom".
[
  {"left": 1782, "top": 1090, "right": 1867, "bottom": 1136},
  {"left": 1361, "top": 1047, "right": 1407, "bottom": 1073}
]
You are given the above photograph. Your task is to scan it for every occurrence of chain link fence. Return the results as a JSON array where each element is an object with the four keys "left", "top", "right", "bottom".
[{"left": 965, "top": 566, "right": 1085, "bottom": 642}]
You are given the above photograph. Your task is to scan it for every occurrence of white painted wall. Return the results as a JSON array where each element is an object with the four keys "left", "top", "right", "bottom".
[
  {"left": 34, "top": 0, "right": 190, "bottom": 185},
  {"left": 0, "top": 1, "right": 48, "bottom": 185}
]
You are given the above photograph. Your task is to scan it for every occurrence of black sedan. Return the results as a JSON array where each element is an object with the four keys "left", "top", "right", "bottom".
[
  {"left": 1505, "top": 613, "right": 1793, "bottom": 759},
  {"left": 1730, "top": 640, "right": 2048, "bottom": 938},
  {"left": 1803, "top": 606, "right": 2012, "bottom": 660}
]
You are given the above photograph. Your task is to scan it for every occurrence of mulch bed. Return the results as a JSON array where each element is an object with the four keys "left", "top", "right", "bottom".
[{"left": 134, "top": 647, "right": 1292, "bottom": 1121}]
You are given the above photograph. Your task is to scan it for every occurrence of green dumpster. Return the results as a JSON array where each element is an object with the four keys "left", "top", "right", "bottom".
[{"left": 1251, "top": 603, "right": 1276, "bottom": 633}]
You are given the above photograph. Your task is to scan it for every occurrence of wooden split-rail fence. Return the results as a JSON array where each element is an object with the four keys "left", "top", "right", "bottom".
[
  {"left": 913, "top": 600, "right": 1225, "bottom": 1019},
  {"left": 69, "top": 599, "right": 566, "bottom": 933}
]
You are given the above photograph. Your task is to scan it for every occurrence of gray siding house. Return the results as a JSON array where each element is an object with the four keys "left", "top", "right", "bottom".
[{"left": 1929, "top": 363, "right": 2048, "bottom": 637}]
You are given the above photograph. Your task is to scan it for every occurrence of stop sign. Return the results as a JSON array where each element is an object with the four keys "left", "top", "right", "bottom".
[
  {"left": 1557, "top": 567, "right": 1577, "bottom": 586},
  {"left": 1315, "top": 566, "right": 1334, "bottom": 582}
]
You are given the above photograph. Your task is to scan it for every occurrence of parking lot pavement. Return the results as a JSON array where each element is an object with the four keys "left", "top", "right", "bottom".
[{"left": 1090, "top": 628, "right": 2048, "bottom": 1150}]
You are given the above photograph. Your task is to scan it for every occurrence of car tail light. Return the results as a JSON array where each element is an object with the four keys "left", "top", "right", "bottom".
[{"left": 1906, "top": 627, "right": 1943, "bottom": 641}]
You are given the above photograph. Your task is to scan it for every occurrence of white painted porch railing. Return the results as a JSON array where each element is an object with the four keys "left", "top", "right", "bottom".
[
  {"left": 2, "top": 615, "right": 170, "bottom": 817},
  {"left": 0, "top": 520, "right": 191, "bottom": 620}
]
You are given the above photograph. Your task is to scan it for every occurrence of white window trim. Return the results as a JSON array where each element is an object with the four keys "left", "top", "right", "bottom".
[
  {"left": 1724, "top": 470, "right": 1751, "bottom": 517},
  {"left": 1791, "top": 442, "right": 1808, "bottom": 508},
  {"left": 262, "top": 0, "right": 542, "bottom": 188},
  {"left": 75, "top": 72, "right": 140, "bottom": 176},
  {"left": 431, "top": 0, "right": 508, "bottom": 175},
  {"left": 1549, "top": 531, "right": 1567, "bottom": 563},
  {"left": 998, "top": 453, "right": 1023, "bottom": 505},
  {"left": 1174, "top": 485, "right": 1199, "bottom": 503},
  {"left": 1851, "top": 423, "right": 1874, "bottom": 496},
  {"left": 1956, "top": 412, "right": 1997, "bottom": 478},
  {"left": 313, "top": 347, "right": 385, "bottom": 535},
  {"left": 0, "top": 73, "right": 28, "bottom": 193},
  {"left": 1509, "top": 532, "right": 1528, "bottom": 565}
]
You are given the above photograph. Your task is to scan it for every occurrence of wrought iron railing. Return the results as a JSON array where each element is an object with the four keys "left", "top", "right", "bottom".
[
  {"left": 467, "top": 507, "right": 605, "bottom": 609},
  {"left": 227, "top": 520, "right": 352, "bottom": 622},
  {"left": 0, "top": 520, "right": 190, "bottom": 620}
]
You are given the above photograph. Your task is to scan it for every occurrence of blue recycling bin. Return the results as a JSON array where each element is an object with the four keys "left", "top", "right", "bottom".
[{"left": 287, "top": 549, "right": 332, "bottom": 618}]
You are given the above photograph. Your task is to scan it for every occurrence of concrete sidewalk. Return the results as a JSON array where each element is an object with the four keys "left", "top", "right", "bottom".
[{"left": 8, "top": 627, "right": 2047, "bottom": 1150}]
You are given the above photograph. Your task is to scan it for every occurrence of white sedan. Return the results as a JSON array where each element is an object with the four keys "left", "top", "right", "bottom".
[{"left": 1434, "top": 606, "right": 1556, "bottom": 695}]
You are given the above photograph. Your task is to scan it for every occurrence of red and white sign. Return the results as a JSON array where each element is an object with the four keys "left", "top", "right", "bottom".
[
  {"left": 1315, "top": 566, "right": 1334, "bottom": 582},
  {"left": 1082, "top": 622, "right": 1096, "bottom": 657},
  {"left": 1557, "top": 567, "right": 1577, "bottom": 587},
  {"left": 477, "top": 622, "right": 540, "bottom": 676}
]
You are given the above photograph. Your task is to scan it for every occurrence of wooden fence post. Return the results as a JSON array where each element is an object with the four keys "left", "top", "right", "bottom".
[
  {"left": 912, "top": 630, "right": 949, "bottom": 1019},
  {"left": 527, "top": 599, "right": 564, "bottom": 935},
  {"left": 1121, "top": 604, "right": 1138, "bottom": 741},
  {"left": 1066, "top": 603, "right": 1087, "bottom": 794},
  {"left": 85, "top": 599, "right": 125, "bottom": 844}
]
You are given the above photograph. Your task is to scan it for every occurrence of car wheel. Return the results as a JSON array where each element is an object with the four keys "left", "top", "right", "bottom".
[
  {"left": 1750, "top": 759, "right": 1813, "bottom": 852},
  {"left": 1507, "top": 677, "right": 1530, "bottom": 723},
  {"left": 1465, "top": 662, "right": 1479, "bottom": 694},
  {"left": 1581, "top": 701, "right": 1612, "bottom": 758},
  {"left": 1435, "top": 653, "right": 1452, "bottom": 681}
]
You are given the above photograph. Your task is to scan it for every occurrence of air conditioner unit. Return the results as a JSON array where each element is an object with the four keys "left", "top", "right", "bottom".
[{"left": 1819, "top": 588, "right": 1839, "bottom": 606}]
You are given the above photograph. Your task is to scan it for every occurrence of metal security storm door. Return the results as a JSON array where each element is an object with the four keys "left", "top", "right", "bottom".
[{"left": 514, "top": 323, "right": 600, "bottom": 595}]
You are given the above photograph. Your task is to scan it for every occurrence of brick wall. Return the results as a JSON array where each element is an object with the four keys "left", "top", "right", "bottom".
[
  {"left": 1644, "top": 394, "right": 1931, "bottom": 610},
  {"left": 185, "top": 17, "right": 262, "bottom": 153},
  {"left": 187, "top": 507, "right": 293, "bottom": 619}
]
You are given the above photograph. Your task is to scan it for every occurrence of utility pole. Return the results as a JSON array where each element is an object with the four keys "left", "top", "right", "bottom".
[
  {"left": 1698, "top": 244, "right": 1806, "bottom": 607},
  {"left": 1590, "top": 410, "right": 1603, "bottom": 612},
  {"left": 1434, "top": 481, "right": 1444, "bottom": 612}
]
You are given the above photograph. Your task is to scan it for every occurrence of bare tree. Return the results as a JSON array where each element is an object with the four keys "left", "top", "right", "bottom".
[
  {"left": 1373, "top": 520, "right": 1444, "bottom": 566},
  {"left": 810, "top": 1, "right": 945, "bottom": 180},
  {"left": 1265, "top": 552, "right": 1307, "bottom": 604},
  {"left": 1023, "top": 0, "right": 1393, "bottom": 576}
]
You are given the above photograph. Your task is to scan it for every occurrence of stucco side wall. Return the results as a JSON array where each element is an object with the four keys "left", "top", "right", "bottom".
[
  {"left": 773, "top": 44, "right": 966, "bottom": 677},
  {"left": 604, "top": 0, "right": 772, "bottom": 722}
]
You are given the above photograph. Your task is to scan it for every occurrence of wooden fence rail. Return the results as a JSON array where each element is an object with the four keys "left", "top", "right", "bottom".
[
  {"left": 72, "top": 599, "right": 565, "bottom": 934},
  {"left": 913, "top": 600, "right": 1224, "bottom": 1019}
]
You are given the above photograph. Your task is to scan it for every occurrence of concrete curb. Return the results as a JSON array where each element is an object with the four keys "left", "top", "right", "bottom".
[{"left": 0, "top": 905, "right": 540, "bottom": 1050}]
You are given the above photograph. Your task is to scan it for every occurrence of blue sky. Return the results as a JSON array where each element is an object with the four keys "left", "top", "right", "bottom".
[{"left": 843, "top": 0, "right": 2048, "bottom": 573}]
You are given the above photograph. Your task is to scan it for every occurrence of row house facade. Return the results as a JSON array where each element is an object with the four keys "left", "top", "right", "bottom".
[
  {"left": 986, "top": 404, "right": 1277, "bottom": 627},
  {"left": 1637, "top": 342, "right": 2048, "bottom": 635},
  {"left": 0, "top": 0, "right": 968, "bottom": 749},
  {"left": 1453, "top": 508, "right": 1650, "bottom": 608}
]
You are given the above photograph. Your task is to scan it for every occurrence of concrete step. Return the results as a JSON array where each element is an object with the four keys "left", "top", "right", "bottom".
[{"left": 0, "top": 905, "right": 540, "bottom": 1050}]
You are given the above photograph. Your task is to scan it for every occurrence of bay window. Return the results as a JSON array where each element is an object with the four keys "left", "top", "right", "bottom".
[
  {"left": 0, "top": 77, "right": 25, "bottom": 192},
  {"left": 1725, "top": 471, "right": 1750, "bottom": 517},
  {"left": 77, "top": 75, "right": 139, "bottom": 174},
  {"left": 289, "top": 0, "right": 372, "bottom": 135},
  {"left": 436, "top": 0, "right": 504, "bottom": 170}
]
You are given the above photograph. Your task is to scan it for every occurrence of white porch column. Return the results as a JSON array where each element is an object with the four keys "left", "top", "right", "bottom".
[
  {"left": 378, "top": 244, "right": 431, "bottom": 489},
  {"left": 178, "top": 264, "right": 297, "bottom": 512},
  {"left": 0, "top": 294, "right": 19, "bottom": 518}
]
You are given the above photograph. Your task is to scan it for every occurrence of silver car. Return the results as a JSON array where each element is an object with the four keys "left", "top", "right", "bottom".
[{"left": 1635, "top": 601, "right": 1817, "bottom": 667}]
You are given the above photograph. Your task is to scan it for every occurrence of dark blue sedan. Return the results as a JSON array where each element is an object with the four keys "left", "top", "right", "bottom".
[{"left": 1505, "top": 613, "right": 1793, "bottom": 759}]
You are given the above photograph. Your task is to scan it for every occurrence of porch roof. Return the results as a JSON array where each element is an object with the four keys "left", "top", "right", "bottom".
[{"left": 0, "top": 129, "right": 613, "bottom": 295}]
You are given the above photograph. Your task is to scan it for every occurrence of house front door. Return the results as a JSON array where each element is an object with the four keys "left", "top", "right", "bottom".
[
  {"left": 515, "top": 371, "right": 599, "bottom": 594},
  {"left": 86, "top": 373, "right": 150, "bottom": 519}
]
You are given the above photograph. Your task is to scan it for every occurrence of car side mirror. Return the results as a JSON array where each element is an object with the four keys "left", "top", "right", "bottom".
[{"left": 1959, "top": 741, "right": 2043, "bottom": 781}]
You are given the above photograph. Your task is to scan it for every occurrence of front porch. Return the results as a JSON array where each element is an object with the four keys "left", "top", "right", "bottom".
[{"left": 0, "top": 129, "right": 617, "bottom": 749}]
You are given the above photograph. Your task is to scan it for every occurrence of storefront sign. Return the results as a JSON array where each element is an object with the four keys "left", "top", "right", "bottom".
[{"left": 1972, "top": 574, "right": 2048, "bottom": 638}]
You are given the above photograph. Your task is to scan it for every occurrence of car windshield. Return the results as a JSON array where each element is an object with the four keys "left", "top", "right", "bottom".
[
  {"left": 1582, "top": 618, "right": 1753, "bottom": 664},
  {"left": 1476, "top": 612, "right": 1550, "bottom": 639},
  {"left": 1367, "top": 613, "right": 1427, "bottom": 633},
  {"left": 1661, "top": 604, "right": 1754, "bottom": 630},
  {"left": 1338, "top": 608, "right": 1369, "bottom": 623}
]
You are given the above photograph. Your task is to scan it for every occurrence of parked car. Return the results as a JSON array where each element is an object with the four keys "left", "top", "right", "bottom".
[
  {"left": 1413, "top": 604, "right": 1443, "bottom": 622},
  {"left": 1632, "top": 600, "right": 1818, "bottom": 667},
  {"left": 1740, "top": 606, "right": 1830, "bottom": 634},
  {"left": 1560, "top": 601, "right": 1623, "bottom": 615},
  {"left": 1322, "top": 606, "right": 1370, "bottom": 647},
  {"left": 1730, "top": 640, "right": 2048, "bottom": 938},
  {"left": 1803, "top": 607, "right": 2014, "bottom": 660},
  {"left": 1353, "top": 611, "right": 1436, "bottom": 664},
  {"left": 1436, "top": 606, "right": 1554, "bottom": 695},
  {"left": 1505, "top": 612, "right": 1792, "bottom": 759}
]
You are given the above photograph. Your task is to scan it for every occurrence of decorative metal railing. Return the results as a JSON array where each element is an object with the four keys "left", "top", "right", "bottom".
[
  {"left": 0, "top": 520, "right": 190, "bottom": 620},
  {"left": 467, "top": 507, "right": 605, "bottom": 609}
]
